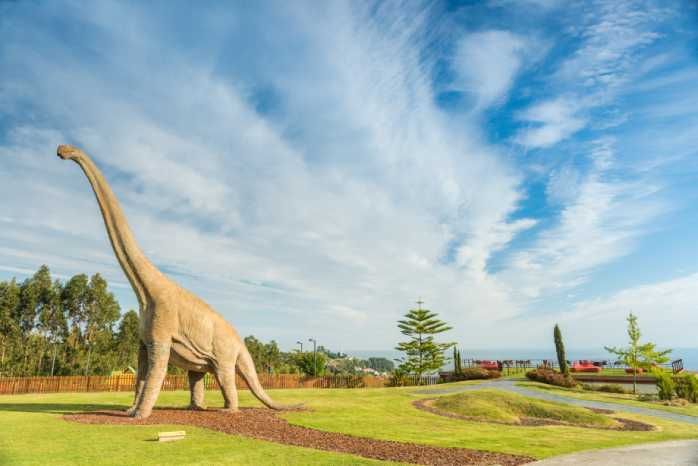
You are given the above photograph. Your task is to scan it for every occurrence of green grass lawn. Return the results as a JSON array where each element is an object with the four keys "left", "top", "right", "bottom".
[
  {"left": 518, "top": 381, "right": 698, "bottom": 417},
  {"left": 431, "top": 389, "right": 618, "bottom": 428},
  {"left": 2, "top": 382, "right": 698, "bottom": 465}
]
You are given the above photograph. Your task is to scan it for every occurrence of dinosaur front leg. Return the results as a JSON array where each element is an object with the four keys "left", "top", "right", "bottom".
[
  {"left": 216, "top": 365, "right": 239, "bottom": 412},
  {"left": 130, "top": 340, "right": 171, "bottom": 419},
  {"left": 188, "top": 371, "right": 206, "bottom": 410},
  {"left": 126, "top": 342, "right": 148, "bottom": 416}
]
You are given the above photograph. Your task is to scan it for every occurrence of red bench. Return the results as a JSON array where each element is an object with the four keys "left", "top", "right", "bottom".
[
  {"left": 479, "top": 360, "right": 499, "bottom": 370},
  {"left": 571, "top": 360, "right": 601, "bottom": 373}
]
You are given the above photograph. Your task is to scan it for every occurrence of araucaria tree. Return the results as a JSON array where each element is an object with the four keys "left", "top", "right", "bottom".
[
  {"left": 395, "top": 301, "right": 454, "bottom": 382},
  {"left": 553, "top": 324, "right": 568, "bottom": 375},
  {"left": 605, "top": 312, "right": 672, "bottom": 394}
]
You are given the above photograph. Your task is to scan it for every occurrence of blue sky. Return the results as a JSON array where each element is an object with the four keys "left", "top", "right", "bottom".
[{"left": 1, "top": 0, "right": 697, "bottom": 352}]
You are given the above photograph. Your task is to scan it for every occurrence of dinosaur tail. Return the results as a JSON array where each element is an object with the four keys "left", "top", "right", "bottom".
[{"left": 237, "top": 346, "right": 302, "bottom": 410}]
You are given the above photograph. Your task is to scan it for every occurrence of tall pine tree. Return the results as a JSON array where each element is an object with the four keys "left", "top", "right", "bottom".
[{"left": 395, "top": 301, "right": 454, "bottom": 382}]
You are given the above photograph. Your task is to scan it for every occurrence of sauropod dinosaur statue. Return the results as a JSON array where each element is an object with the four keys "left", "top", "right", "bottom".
[{"left": 57, "top": 144, "right": 292, "bottom": 419}]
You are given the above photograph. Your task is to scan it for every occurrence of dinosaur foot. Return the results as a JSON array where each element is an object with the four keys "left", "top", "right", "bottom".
[
  {"left": 129, "top": 409, "right": 151, "bottom": 419},
  {"left": 219, "top": 407, "right": 239, "bottom": 414}
]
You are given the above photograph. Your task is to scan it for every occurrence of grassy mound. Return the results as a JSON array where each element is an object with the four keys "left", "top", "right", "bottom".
[{"left": 431, "top": 389, "right": 619, "bottom": 428}]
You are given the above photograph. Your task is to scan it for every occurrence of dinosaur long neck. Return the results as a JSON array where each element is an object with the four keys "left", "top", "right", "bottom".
[{"left": 74, "top": 156, "right": 162, "bottom": 308}]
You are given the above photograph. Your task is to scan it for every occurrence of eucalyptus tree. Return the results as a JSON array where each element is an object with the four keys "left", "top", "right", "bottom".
[
  {"left": 83, "top": 273, "right": 120, "bottom": 375},
  {"left": 61, "top": 273, "right": 90, "bottom": 373},
  {"left": 0, "top": 279, "right": 20, "bottom": 373},
  {"left": 15, "top": 266, "right": 53, "bottom": 375},
  {"left": 38, "top": 279, "right": 67, "bottom": 375},
  {"left": 116, "top": 310, "right": 140, "bottom": 369}
]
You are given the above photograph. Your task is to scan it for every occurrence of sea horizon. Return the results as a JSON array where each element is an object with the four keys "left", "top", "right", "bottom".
[{"left": 346, "top": 347, "right": 698, "bottom": 371}]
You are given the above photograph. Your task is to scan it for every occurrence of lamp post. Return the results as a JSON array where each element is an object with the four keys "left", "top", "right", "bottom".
[
  {"left": 309, "top": 338, "right": 317, "bottom": 376},
  {"left": 296, "top": 341, "right": 303, "bottom": 353}
]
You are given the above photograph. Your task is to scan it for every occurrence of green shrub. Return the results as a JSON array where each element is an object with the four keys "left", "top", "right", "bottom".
[
  {"left": 464, "top": 368, "right": 501, "bottom": 379},
  {"left": 443, "top": 367, "right": 501, "bottom": 382},
  {"left": 387, "top": 366, "right": 409, "bottom": 387},
  {"left": 675, "top": 374, "right": 698, "bottom": 403},
  {"left": 526, "top": 368, "right": 577, "bottom": 388},
  {"left": 582, "top": 383, "right": 627, "bottom": 394},
  {"left": 655, "top": 371, "right": 675, "bottom": 401}
]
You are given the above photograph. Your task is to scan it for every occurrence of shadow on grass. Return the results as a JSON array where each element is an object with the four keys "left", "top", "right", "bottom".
[{"left": 0, "top": 402, "right": 126, "bottom": 415}]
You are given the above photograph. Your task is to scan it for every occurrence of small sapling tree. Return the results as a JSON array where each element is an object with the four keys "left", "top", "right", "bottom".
[{"left": 605, "top": 312, "right": 672, "bottom": 394}]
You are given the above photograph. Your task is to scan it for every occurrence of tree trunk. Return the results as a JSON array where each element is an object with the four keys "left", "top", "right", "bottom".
[
  {"left": 36, "top": 349, "right": 44, "bottom": 376},
  {"left": 50, "top": 344, "right": 58, "bottom": 376},
  {"left": 418, "top": 333, "right": 423, "bottom": 385},
  {"left": 22, "top": 349, "right": 28, "bottom": 376},
  {"left": 85, "top": 345, "right": 92, "bottom": 376}
]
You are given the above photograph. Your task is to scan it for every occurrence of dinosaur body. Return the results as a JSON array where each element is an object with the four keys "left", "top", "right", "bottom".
[{"left": 57, "top": 144, "right": 284, "bottom": 419}]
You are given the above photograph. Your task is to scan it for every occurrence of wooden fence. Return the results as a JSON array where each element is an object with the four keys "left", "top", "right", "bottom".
[{"left": 0, "top": 373, "right": 438, "bottom": 395}]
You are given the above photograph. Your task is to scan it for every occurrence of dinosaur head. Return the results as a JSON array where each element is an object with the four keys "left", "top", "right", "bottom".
[{"left": 56, "top": 144, "right": 85, "bottom": 161}]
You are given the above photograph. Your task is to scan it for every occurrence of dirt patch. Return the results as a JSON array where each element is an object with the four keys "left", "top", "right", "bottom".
[
  {"left": 613, "top": 417, "right": 655, "bottom": 431},
  {"left": 65, "top": 407, "right": 533, "bottom": 466},
  {"left": 587, "top": 407, "right": 615, "bottom": 414},
  {"left": 413, "top": 399, "right": 654, "bottom": 431}
]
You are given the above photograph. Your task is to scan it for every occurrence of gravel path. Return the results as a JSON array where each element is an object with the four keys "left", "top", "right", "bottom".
[
  {"left": 527, "top": 439, "right": 698, "bottom": 465},
  {"left": 415, "top": 379, "right": 698, "bottom": 425},
  {"left": 65, "top": 408, "right": 533, "bottom": 466}
]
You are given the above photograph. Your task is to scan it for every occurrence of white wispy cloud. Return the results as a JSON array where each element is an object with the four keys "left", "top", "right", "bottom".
[
  {"left": 0, "top": 1, "right": 530, "bottom": 347},
  {"left": 0, "top": 0, "right": 695, "bottom": 350},
  {"left": 501, "top": 137, "right": 665, "bottom": 300},
  {"left": 516, "top": 96, "right": 586, "bottom": 149},
  {"left": 452, "top": 30, "right": 533, "bottom": 109},
  {"left": 517, "top": 0, "right": 669, "bottom": 147},
  {"left": 556, "top": 0, "right": 667, "bottom": 89},
  {"left": 505, "top": 0, "right": 680, "bottom": 305}
]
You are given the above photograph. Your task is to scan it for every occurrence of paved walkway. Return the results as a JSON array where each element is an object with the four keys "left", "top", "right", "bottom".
[
  {"left": 415, "top": 379, "right": 698, "bottom": 425},
  {"left": 527, "top": 439, "right": 698, "bottom": 465}
]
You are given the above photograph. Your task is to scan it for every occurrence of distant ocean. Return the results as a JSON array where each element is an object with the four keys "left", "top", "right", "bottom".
[{"left": 347, "top": 347, "right": 698, "bottom": 371}]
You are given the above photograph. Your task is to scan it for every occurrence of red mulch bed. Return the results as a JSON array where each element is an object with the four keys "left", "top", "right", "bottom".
[
  {"left": 413, "top": 399, "right": 654, "bottom": 431},
  {"left": 64, "top": 407, "right": 534, "bottom": 465}
]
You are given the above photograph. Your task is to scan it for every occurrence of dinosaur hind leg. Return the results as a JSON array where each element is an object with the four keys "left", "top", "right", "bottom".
[
  {"left": 215, "top": 364, "right": 239, "bottom": 412},
  {"left": 188, "top": 371, "right": 206, "bottom": 410}
]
